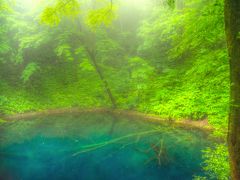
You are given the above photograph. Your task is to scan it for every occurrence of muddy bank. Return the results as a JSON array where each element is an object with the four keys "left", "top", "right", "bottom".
[{"left": 1, "top": 108, "right": 215, "bottom": 133}]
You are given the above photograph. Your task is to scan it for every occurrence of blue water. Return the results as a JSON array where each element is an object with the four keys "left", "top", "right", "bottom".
[{"left": 0, "top": 112, "right": 212, "bottom": 180}]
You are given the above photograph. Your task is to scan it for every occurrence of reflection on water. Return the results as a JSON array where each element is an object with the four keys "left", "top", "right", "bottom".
[{"left": 0, "top": 112, "right": 213, "bottom": 180}]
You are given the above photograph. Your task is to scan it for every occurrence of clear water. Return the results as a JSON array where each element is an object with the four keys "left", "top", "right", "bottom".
[{"left": 0, "top": 112, "right": 213, "bottom": 180}]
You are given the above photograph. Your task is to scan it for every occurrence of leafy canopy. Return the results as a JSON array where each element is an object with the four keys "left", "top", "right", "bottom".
[{"left": 40, "top": 0, "right": 80, "bottom": 26}]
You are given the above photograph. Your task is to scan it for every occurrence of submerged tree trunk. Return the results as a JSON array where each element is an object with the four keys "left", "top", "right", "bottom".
[
  {"left": 224, "top": 0, "right": 240, "bottom": 179},
  {"left": 87, "top": 49, "right": 117, "bottom": 108}
]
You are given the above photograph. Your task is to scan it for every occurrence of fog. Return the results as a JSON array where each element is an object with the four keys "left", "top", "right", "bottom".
[{"left": 0, "top": 1, "right": 230, "bottom": 179}]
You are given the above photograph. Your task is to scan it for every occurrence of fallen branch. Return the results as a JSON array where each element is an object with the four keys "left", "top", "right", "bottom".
[{"left": 72, "top": 129, "right": 162, "bottom": 156}]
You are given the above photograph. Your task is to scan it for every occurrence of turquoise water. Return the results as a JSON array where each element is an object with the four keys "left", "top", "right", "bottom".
[{"left": 0, "top": 112, "right": 212, "bottom": 180}]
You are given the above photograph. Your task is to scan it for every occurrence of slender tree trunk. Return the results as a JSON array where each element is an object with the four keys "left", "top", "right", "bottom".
[
  {"left": 224, "top": 0, "right": 240, "bottom": 179},
  {"left": 74, "top": 23, "right": 117, "bottom": 109},
  {"left": 87, "top": 49, "right": 117, "bottom": 108}
]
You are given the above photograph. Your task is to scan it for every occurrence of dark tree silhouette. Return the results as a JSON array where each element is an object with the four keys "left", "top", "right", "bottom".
[{"left": 224, "top": 0, "right": 240, "bottom": 179}]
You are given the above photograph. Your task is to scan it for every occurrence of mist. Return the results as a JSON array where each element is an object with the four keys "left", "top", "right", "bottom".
[{"left": 0, "top": 0, "right": 233, "bottom": 179}]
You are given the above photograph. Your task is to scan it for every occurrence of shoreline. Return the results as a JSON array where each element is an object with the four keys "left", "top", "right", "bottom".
[{"left": 1, "top": 107, "right": 214, "bottom": 132}]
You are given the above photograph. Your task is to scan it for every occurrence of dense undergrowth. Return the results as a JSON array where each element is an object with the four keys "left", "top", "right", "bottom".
[{"left": 0, "top": 0, "right": 229, "bottom": 131}]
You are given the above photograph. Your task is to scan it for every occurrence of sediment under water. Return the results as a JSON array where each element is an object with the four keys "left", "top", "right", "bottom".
[{"left": 0, "top": 112, "right": 213, "bottom": 180}]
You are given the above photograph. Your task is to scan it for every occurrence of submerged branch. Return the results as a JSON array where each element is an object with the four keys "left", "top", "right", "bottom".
[{"left": 72, "top": 129, "right": 162, "bottom": 156}]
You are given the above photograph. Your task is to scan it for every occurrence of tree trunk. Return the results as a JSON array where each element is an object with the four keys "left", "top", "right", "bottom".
[
  {"left": 75, "top": 26, "right": 117, "bottom": 109},
  {"left": 87, "top": 49, "right": 117, "bottom": 108},
  {"left": 224, "top": 0, "right": 240, "bottom": 179}
]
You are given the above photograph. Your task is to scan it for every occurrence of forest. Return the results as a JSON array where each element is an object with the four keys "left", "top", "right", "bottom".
[{"left": 0, "top": 0, "right": 239, "bottom": 179}]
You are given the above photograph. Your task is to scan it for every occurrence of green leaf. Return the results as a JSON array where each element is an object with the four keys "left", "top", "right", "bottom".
[
  {"left": 86, "top": 4, "right": 117, "bottom": 30},
  {"left": 40, "top": 0, "right": 80, "bottom": 26},
  {"left": 21, "top": 63, "right": 40, "bottom": 83},
  {"left": 79, "top": 59, "right": 94, "bottom": 71}
]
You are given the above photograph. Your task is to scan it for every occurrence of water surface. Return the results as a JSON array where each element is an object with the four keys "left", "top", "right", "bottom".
[{"left": 0, "top": 112, "right": 213, "bottom": 180}]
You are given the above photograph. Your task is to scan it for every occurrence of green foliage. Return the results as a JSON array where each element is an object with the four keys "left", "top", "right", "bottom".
[
  {"left": 200, "top": 144, "right": 230, "bottom": 179},
  {"left": 0, "top": 0, "right": 11, "bottom": 12},
  {"left": 0, "top": 0, "right": 230, "bottom": 137},
  {"left": 0, "top": 1, "right": 14, "bottom": 63},
  {"left": 86, "top": 4, "right": 117, "bottom": 30},
  {"left": 193, "top": 176, "right": 207, "bottom": 180},
  {"left": 0, "top": 118, "right": 6, "bottom": 123},
  {"left": 41, "top": 0, "right": 117, "bottom": 30},
  {"left": 0, "top": 95, "right": 8, "bottom": 113},
  {"left": 40, "top": 0, "right": 80, "bottom": 26},
  {"left": 55, "top": 44, "right": 74, "bottom": 61},
  {"left": 79, "top": 58, "right": 94, "bottom": 71},
  {"left": 137, "top": 0, "right": 229, "bottom": 130},
  {"left": 21, "top": 63, "right": 40, "bottom": 83},
  {"left": 167, "top": 0, "right": 175, "bottom": 9},
  {"left": 0, "top": 42, "right": 10, "bottom": 55},
  {"left": 113, "top": 56, "right": 154, "bottom": 109}
]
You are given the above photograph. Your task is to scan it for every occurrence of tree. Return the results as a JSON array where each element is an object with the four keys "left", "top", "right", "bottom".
[
  {"left": 224, "top": 0, "right": 240, "bottom": 179},
  {"left": 41, "top": 0, "right": 118, "bottom": 108}
]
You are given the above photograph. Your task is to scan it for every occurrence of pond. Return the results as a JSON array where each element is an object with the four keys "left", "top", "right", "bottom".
[{"left": 0, "top": 112, "right": 213, "bottom": 180}]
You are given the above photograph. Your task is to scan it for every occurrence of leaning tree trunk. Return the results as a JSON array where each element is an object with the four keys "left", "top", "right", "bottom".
[
  {"left": 224, "top": 0, "right": 240, "bottom": 179},
  {"left": 74, "top": 27, "right": 117, "bottom": 109},
  {"left": 87, "top": 49, "right": 117, "bottom": 109}
]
